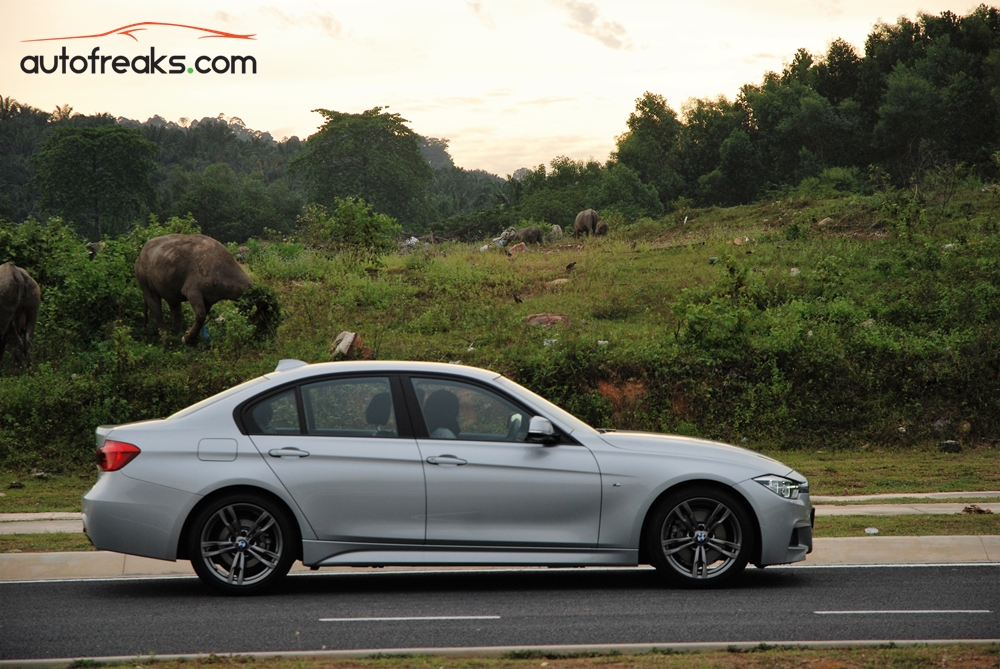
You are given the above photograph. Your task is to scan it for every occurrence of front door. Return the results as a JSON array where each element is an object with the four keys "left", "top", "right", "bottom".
[{"left": 409, "top": 376, "right": 602, "bottom": 547}]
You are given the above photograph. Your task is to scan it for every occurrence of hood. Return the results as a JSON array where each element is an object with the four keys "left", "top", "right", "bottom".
[{"left": 599, "top": 431, "right": 793, "bottom": 477}]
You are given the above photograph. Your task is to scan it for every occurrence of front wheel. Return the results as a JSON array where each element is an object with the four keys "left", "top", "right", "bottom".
[
  {"left": 187, "top": 493, "right": 297, "bottom": 595},
  {"left": 645, "top": 487, "right": 754, "bottom": 588}
]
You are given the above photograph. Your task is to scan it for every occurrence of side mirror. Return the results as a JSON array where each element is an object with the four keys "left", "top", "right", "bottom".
[{"left": 527, "top": 416, "right": 558, "bottom": 445}]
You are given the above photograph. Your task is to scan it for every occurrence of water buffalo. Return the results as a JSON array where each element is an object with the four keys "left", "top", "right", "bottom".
[
  {"left": 515, "top": 225, "right": 543, "bottom": 245},
  {"left": 595, "top": 220, "right": 609, "bottom": 236},
  {"left": 0, "top": 262, "right": 40, "bottom": 366},
  {"left": 574, "top": 209, "right": 598, "bottom": 237},
  {"left": 136, "top": 234, "right": 251, "bottom": 345}
]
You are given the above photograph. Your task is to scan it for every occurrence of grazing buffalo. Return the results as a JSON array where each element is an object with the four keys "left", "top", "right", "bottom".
[
  {"left": 0, "top": 262, "right": 40, "bottom": 367},
  {"left": 136, "top": 234, "right": 252, "bottom": 345},
  {"left": 595, "top": 220, "right": 609, "bottom": 236},
  {"left": 515, "top": 226, "right": 543, "bottom": 245},
  {"left": 574, "top": 209, "right": 598, "bottom": 237}
]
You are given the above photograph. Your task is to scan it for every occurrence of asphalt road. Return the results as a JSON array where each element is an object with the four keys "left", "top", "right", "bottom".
[{"left": 2, "top": 566, "right": 998, "bottom": 660}]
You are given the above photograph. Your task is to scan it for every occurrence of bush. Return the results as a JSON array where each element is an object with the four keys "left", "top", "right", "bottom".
[{"left": 296, "top": 198, "right": 402, "bottom": 264}]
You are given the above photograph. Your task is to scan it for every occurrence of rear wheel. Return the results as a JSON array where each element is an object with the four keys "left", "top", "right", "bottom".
[
  {"left": 645, "top": 487, "right": 753, "bottom": 588},
  {"left": 187, "top": 493, "right": 296, "bottom": 595}
]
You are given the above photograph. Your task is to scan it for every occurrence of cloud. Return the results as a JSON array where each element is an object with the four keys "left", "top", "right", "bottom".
[
  {"left": 811, "top": 0, "right": 844, "bottom": 18},
  {"left": 466, "top": 1, "right": 497, "bottom": 29},
  {"left": 556, "top": 0, "right": 632, "bottom": 51},
  {"left": 261, "top": 7, "right": 343, "bottom": 38},
  {"left": 521, "top": 96, "right": 576, "bottom": 106},
  {"left": 743, "top": 52, "right": 778, "bottom": 63}
]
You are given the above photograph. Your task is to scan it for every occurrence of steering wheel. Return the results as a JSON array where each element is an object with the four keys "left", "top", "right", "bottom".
[{"left": 506, "top": 413, "right": 523, "bottom": 441}]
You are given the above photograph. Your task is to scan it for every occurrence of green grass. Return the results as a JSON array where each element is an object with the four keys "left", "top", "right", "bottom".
[
  {"left": 1, "top": 441, "right": 998, "bottom": 514},
  {"left": 50, "top": 644, "right": 1000, "bottom": 669},
  {"left": 822, "top": 496, "right": 1000, "bottom": 504},
  {"left": 760, "top": 443, "right": 1000, "bottom": 495},
  {"left": 0, "top": 533, "right": 94, "bottom": 553},
  {"left": 0, "top": 471, "right": 96, "bottom": 512},
  {"left": 815, "top": 513, "right": 1000, "bottom": 537}
]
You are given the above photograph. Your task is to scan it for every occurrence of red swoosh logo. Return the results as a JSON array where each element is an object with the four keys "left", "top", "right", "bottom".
[{"left": 23, "top": 22, "right": 255, "bottom": 42}]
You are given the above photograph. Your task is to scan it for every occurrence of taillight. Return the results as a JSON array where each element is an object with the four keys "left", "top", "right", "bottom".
[{"left": 96, "top": 440, "right": 140, "bottom": 472}]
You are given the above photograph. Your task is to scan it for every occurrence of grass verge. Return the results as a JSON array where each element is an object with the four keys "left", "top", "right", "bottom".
[
  {"left": 3, "top": 513, "right": 998, "bottom": 553},
  {"left": 1, "top": 443, "right": 999, "bottom": 512},
  {"left": 814, "top": 514, "right": 1000, "bottom": 537},
  {"left": 760, "top": 444, "right": 1000, "bottom": 496},
  {"left": 60, "top": 645, "right": 1000, "bottom": 669},
  {"left": 0, "top": 533, "right": 94, "bottom": 553},
  {"left": 0, "top": 471, "right": 96, "bottom": 513}
]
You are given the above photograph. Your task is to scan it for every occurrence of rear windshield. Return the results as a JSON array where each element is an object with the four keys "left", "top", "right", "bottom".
[{"left": 169, "top": 376, "right": 268, "bottom": 419}]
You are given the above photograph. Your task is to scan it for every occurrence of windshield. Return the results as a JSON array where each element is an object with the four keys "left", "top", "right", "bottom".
[
  {"left": 169, "top": 376, "right": 268, "bottom": 419},
  {"left": 494, "top": 376, "right": 597, "bottom": 435}
]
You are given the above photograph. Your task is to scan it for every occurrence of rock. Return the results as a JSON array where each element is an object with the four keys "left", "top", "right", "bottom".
[
  {"left": 545, "top": 278, "right": 570, "bottom": 289},
  {"left": 8, "top": 480, "right": 24, "bottom": 489},
  {"left": 508, "top": 242, "right": 528, "bottom": 255},
  {"left": 938, "top": 440, "right": 962, "bottom": 453},
  {"left": 525, "top": 313, "right": 570, "bottom": 327},
  {"left": 790, "top": 268, "right": 800, "bottom": 276},
  {"left": 549, "top": 225, "right": 563, "bottom": 240},
  {"left": 817, "top": 217, "right": 833, "bottom": 226},
  {"left": 331, "top": 331, "right": 373, "bottom": 360},
  {"left": 733, "top": 237, "right": 744, "bottom": 246},
  {"left": 861, "top": 318, "right": 875, "bottom": 328},
  {"left": 931, "top": 417, "right": 952, "bottom": 435}
]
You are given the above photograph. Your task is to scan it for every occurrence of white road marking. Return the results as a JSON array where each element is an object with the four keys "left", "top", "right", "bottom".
[
  {"left": 815, "top": 610, "right": 991, "bottom": 615},
  {"left": 320, "top": 615, "right": 500, "bottom": 622}
]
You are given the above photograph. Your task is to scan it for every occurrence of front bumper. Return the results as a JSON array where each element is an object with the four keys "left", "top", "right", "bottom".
[{"left": 734, "top": 479, "right": 813, "bottom": 566}]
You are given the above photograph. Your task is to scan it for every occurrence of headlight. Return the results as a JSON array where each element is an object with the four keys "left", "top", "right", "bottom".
[{"left": 753, "top": 475, "right": 807, "bottom": 499}]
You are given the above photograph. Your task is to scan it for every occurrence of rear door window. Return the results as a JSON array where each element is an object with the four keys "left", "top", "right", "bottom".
[{"left": 301, "top": 377, "right": 398, "bottom": 437}]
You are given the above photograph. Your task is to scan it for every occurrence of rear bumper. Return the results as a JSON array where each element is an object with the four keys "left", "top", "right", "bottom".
[{"left": 82, "top": 471, "right": 199, "bottom": 561}]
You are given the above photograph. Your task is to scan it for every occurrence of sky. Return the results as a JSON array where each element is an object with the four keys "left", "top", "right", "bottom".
[{"left": 1, "top": 0, "right": 986, "bottom": 176}]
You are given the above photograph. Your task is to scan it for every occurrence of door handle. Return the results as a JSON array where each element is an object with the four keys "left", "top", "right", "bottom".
[
  {"left": 426, "top": 455, "right": 467, "bottom": 466},
  {"left": 268, "top": 447, "right": 310, "bottom": 458}
]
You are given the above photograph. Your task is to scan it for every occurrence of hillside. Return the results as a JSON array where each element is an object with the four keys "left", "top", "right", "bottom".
[{"left": 2, "top": 179, "right": 999, "bottom": 473}]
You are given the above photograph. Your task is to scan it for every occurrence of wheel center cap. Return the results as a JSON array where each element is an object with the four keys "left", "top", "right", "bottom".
[
  {"left": 236, "top": 538, "right": 248, "bottom": 550},
  {"left": 694, "top": 530, "right": 708, "bottom": 544}
]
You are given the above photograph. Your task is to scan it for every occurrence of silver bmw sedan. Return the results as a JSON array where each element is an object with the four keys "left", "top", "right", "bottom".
[{"left": 83, "top": 360, "right": 813, "bottom": 595}]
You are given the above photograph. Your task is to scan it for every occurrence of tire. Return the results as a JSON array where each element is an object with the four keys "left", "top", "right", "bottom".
[
  {"left": 645, "top": 486, "right": 754, "bottom": 588},
  {"left": 187, "top": 492, "right": 297, "bottom": 595}
]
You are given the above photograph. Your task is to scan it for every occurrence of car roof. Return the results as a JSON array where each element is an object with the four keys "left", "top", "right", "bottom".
[
  {"left": 262, "top": 360, "right": 504, "bottom": 385},
  {"left": 169, "top": 361, "right": 505, "bottom": 421}
]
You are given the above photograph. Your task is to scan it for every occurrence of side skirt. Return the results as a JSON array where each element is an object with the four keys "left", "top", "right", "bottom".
[{"left": 302, "top": 541, "right": 638, "bottom": 567}]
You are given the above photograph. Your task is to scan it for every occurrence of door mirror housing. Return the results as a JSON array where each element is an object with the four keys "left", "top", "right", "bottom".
[{"left": 527, "top": 416, "right": 558, "bottom": 445}]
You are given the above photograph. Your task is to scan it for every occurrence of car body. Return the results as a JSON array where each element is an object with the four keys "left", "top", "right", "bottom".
[{"left": 83, "top": 360, "right": 813, "bottom": 594}]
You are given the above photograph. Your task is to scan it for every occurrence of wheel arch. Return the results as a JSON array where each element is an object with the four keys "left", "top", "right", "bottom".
[
  {"left": 636, "top": 479, "right": 762, "bottom": 567},
  {"left": 176, "top": 484, "right": 303, "bottom": 562}
]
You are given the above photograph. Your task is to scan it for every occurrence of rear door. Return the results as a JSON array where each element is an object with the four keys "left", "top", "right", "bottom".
[{"left": 247, "top": 375, "right": 426, "bottom": 543}]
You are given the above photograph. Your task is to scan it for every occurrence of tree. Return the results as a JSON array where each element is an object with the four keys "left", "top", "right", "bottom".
[
  {"left": 291, "top": 107, "right": 433, "bottom": 225},
  {"left": 612, "top": 92, "right": 685, "bottom": 205},
  {"left": 31, "top": 125, "right": 158, "bottom": 238}
]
